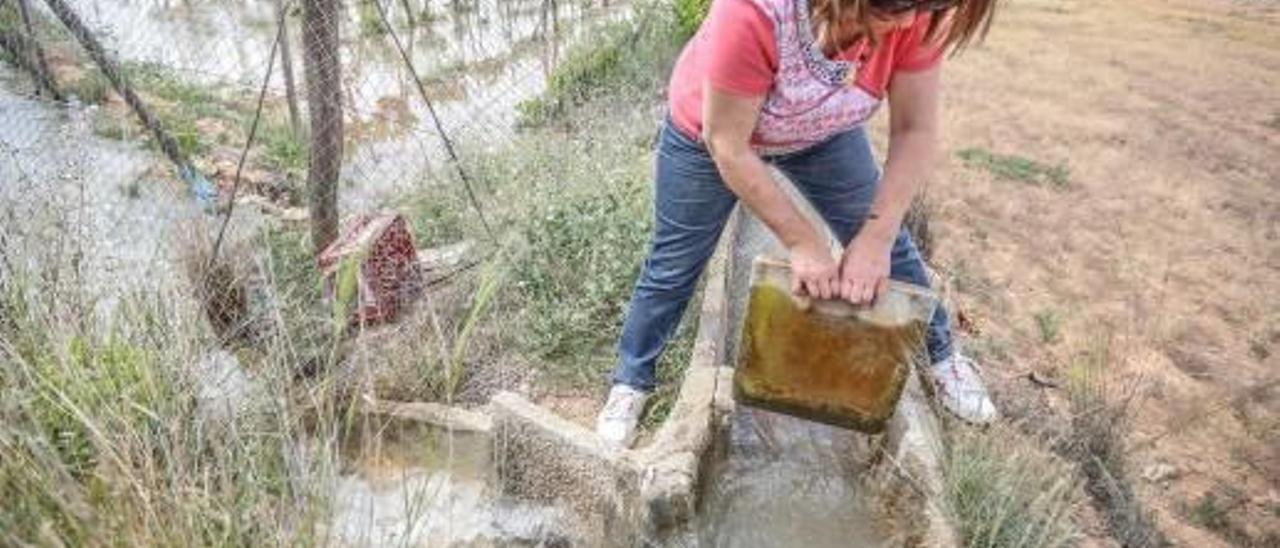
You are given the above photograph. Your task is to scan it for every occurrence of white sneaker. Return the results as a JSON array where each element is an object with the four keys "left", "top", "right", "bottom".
[
  {"left": 595, "top": 384, "right": 650, "bottom": 449},
  {"left": 929, "top": 353, "right": 998, "bottom": 425}
]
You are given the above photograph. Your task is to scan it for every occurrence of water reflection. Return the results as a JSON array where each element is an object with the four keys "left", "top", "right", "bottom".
[
  {"left": 59, "top": 0, "right": 626, "bottom": 211},
  {"left": 0, "top": 68, "right": 197, "bottom": 307},
  {"left": 334, "top": 416, "right": 568, "bottom": 546}
]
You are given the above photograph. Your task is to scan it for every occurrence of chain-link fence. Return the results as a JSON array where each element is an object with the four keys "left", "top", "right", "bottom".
[
  {"left": 1, "top": 0, "right": 628, "bottom": 251},
  {"left": 0, "top": 1, "right": 650, "bottom": 541}
]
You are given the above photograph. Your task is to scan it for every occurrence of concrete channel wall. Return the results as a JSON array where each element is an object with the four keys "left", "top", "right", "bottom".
[{"left": 364, "top": 201, "right": 958, "bottom": 546}]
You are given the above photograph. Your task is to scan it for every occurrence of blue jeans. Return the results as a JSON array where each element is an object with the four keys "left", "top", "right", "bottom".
[{"left": 611, "top": 121, "right": 954, "bottom": 391}]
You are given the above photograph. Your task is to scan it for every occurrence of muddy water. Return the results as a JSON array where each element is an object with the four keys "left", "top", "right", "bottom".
[
  {"left": 663, "top": 409, "right": 886, "bottom": 548},
  {"left": 334, "top": 418, "right": 568, "bottom": 546},
  {"left": 63, "top": 0, "right": 629, "bottom": 211},
  {"left": 0, "top": 67, "right": 199, "bottom": 303}
]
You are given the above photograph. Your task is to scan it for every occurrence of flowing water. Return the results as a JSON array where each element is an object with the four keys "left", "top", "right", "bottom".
[{"left": 663, "top": 409, "right": 886, "bottom": 548}]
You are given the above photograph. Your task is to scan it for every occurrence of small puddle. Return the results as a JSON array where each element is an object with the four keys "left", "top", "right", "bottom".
[{"left": 333, "top": 416, "right": 569, "bottom": 546}]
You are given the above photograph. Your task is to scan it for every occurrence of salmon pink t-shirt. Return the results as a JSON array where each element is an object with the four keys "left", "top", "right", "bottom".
[{"left": 668, "top": 0, "right": 945, "bottom": 153}]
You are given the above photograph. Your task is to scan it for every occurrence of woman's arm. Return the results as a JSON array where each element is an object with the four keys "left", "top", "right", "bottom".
[
  {"left": 839, "top": 65, "right": 941, "bottom": 303},
  {"left": 703, "top": 86, "right": 841, "bottom": 299}
]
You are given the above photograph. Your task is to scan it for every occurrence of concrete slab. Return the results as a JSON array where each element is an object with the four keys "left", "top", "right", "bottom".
[
  {"left": 631, "top": 225, "right": 735, "bottom": 532},
  {"left": 490, "top": 391, "right": 645, "bottom": 545},
  {"left": 361, "top": 396, "right": 493, "bottom": 433}
]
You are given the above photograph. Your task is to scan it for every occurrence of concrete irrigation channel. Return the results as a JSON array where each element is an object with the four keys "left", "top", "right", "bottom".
[{"left": 354, "top": 206, "right": 958, "bottom": 546}]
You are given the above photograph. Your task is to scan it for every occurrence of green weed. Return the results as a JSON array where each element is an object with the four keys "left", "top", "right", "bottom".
[
  {"left": 92, "top": 113, "right": 135, "bottom": 140},
  {"left": 116, "top": 62, "right": 243, "bottom": 157},
  {"left": 123, "top": 62, "right": 224, "bottom": 114},
  {"left": 0, "top": 3, "right": 20, "bottom": 32},
  {"left": 517, "top": 4, "right": 682, "bottom": 127},
  {"left": 258, "top": 225, "right": 336, "bottom": 372},
  {"left": 0, "top": 1, "right": 67, "bottom": 45},
  {"left": 256, "top": 117, "right": 308, "bottom": 172},
  {"left": 513, "top": 177, "right": 652, "bottom": 383},
  {"left": 1187, "top": 491, "right": 1231, "bottom": 532},
  {"left": 958, "top": 147, "right": 1071, "bottom": 189},
  {"left": 516, "top": 27, "right": 626, "bottom": 126},
  {"left": 403, "top": 185, "right": 472, "bottom": 246},
  {"left": 0, "top": 251, "right": 337, "bottom": 546},
  {"left": 358, "top": 0, "right": 388, "bottom": 36},
  {"left": 673, "top": 0, "right": 711, "bottom": 39},
  {"left": 1182, "top": 488, "right": 1272, "bottom": 546},
  {"left": 65, "top": 69, "right": 112, "bottom": 104},
  {"left": 1035, "top": 309, "right": 1061, "bottom": 344}
]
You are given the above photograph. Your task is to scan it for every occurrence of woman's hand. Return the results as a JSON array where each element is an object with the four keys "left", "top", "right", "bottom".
[
  {"left": 789, "top": 240, "right": 840, "bottom": 299},
  {"left": 839, "top": 229, "right": 894, "bottom": 304}
]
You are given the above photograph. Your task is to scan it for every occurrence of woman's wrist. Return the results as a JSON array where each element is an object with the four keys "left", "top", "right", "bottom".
[
  {"left": 784, "top": 224, "right": 826, "bottom": 253},
  {"left": 858, "top": 211, "right": 901, "bottom": 245}
]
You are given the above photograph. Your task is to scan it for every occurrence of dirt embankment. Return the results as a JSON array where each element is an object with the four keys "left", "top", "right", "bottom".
[{"left": 913, "top": 0, "right": 1279, "bottom": 544}]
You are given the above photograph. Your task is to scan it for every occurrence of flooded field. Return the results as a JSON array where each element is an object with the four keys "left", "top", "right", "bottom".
[
  {"left": 59, "top": 0, "right": 628, "bottom": 210},
  {"left": 0, "top": 67, "right": 197, "bottom": 303},
  {"left": 1, "top": 0, "right": 627, "bottom": 297}
]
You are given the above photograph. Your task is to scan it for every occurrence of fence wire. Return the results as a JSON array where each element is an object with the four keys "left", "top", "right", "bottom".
[{"left": 1, "top": 0, "right": 628, "bottom": 254}]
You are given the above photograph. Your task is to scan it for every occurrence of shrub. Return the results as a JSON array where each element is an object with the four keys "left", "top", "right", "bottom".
[
  {"left": 516, "top": 4, "right": 683, "bottom": 127},
  {"left": 674, "top": 0, "right": 711, "bottom": 39}
]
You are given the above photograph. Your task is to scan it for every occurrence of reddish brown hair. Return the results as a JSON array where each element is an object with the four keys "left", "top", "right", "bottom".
[{"left": 811, "top": 0, "right": 998, "bottom": 53}]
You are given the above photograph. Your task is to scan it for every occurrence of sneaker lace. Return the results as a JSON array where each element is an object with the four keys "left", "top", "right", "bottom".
[
  {"left": 947, "top": 355, "right": 985, "bottom": 393},
  {"left": 603, "top": 390, "right": 640, "bottom": 420}
]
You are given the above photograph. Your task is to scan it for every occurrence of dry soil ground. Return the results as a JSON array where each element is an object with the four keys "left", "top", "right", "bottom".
[{"left": 916, "top": 0, "right": 1280, "bottom": 544}]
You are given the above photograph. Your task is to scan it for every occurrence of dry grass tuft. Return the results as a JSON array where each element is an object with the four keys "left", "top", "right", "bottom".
[
  {"left": 177, "top": 228, "right": 255, "bottom": 345},
  {"left": 944, "top": 425, "right": 1083, "bottom": 548},
  {"left": 1057, "top": 336, "right": 1167, "bottom": 548}
]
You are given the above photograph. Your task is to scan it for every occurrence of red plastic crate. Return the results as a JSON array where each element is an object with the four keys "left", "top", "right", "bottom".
[{"left": 317, "top": 213, "right": 423, "bottom": 326}]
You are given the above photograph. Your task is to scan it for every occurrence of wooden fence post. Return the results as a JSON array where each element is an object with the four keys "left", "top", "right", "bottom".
[{"left": 301, "top": 0, "right": 342, "bottom": 252}]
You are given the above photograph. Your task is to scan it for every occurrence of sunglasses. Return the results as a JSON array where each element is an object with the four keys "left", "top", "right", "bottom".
[{"left": 870, "top": 0, "right": 957, "bottom": 14}]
